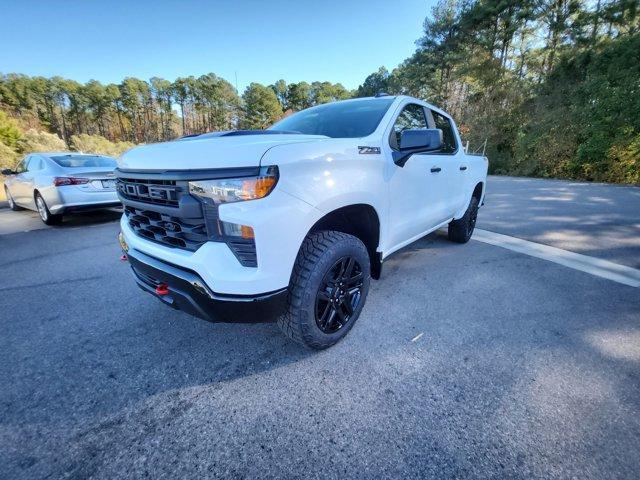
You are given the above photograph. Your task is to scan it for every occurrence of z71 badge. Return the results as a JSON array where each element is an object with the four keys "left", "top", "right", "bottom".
[{"left": 358, "top": 146, "right": 381, "bottom": 154}]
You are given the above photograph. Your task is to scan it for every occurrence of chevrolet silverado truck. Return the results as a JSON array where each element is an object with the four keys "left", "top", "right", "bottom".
[{"left": 116, "top": 95, "right": 488, "bottom": 349}]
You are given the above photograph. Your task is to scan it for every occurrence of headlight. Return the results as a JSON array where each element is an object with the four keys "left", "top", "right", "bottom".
[{"left": 188, "top": 166, "right": 278, "bottom": 204}]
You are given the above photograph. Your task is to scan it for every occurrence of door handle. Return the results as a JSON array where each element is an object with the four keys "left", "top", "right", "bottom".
[
  {"left": 459, "top": 166, "right": 468, "bottom": 171},
  {"left": 430, "top": 167, "right": 441, "bottom": 173}
]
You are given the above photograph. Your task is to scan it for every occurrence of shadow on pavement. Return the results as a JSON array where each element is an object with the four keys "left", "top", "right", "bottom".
[{"left": 0, "top": 207, "right": 122, "bottom": 235}]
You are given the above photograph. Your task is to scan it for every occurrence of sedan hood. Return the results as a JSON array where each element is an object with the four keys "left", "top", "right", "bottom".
[{"left": 118, "top": 133, "right": 327, "bottom": 171}]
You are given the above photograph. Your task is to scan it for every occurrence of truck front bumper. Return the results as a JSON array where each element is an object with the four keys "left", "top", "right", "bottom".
[{"left": 126, "top": 247, "right": 288, "bottom": 323}]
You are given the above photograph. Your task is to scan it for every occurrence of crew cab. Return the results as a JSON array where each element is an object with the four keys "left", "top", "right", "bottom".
[{"left": 116, "top": 95, "right": 488, "bottom": 349}]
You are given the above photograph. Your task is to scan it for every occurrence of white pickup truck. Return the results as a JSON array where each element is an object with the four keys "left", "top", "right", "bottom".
[{"left": 116, "top": 95, "right": 488, "bottom": 348}]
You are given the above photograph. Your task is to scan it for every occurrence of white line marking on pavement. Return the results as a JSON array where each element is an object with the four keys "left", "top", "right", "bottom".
[
  {"left": 473, "top": 229, "right": 640, "bottom": 288},
  {"left": 411, "top": 333, "right": 424, "bottom": 342}
]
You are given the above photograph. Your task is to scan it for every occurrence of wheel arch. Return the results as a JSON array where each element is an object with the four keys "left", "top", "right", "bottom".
[
  {"left": 472, "top": 181, "right": 484, "bottom": 202},
  {"left": 307, "top": 203, "right": 383, "bottom": 279},
  {"left": 454, "top": 181, "right": 485, "bottom": 219}
]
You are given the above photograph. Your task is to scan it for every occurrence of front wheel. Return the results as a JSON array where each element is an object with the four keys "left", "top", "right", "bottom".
[
  {"left": 5, "top": 187, "right": 22, "bottom": 211},
  {"left": 277, "top": 231, "right": 371, "bottom": 349},
  {"left": 35, "top": 192, "right": 63, "bottom": 225}
]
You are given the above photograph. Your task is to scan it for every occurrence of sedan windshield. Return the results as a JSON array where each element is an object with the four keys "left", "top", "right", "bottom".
[
  {"left": 50, "top": 155, "right": 117, "bottom": 168},
  {"left": 270, "top": 98, "right": 394, "bottom": 138}
]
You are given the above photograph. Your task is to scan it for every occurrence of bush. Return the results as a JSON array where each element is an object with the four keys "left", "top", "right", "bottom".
[
  {"left": 69, "top": 133, "right": 136, "bottom": 157},
  {"left": 0, "top": 111, "right": 22, "bottom": 149},
  {"left": 607, "top": 133, "right": 640, "bottom": 184},
  {"left": 0, "top": 141, "right": 19, "bottom": 169},
  {"left": 15, "top": 129, "right": 66, "bottom": 155},
  {"left": 517, "top": 35, "right": 640, "bottom": 183}
]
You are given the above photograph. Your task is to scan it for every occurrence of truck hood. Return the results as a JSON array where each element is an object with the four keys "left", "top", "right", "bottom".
[{"left": 118, "top": 133, "right": 328, "bottom": 171}]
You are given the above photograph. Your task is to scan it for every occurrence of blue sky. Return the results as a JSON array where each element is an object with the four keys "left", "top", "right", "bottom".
[{"left": 0, "top": 0, "right": 434, "bottom": 93}]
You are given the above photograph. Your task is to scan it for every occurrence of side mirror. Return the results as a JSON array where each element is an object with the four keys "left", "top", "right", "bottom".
[
  {"left": 1, "top": 168, "right": 16, "bottom": 175},
  {"left": 393, "top": 128, "right": 443, "bottom": 167}
]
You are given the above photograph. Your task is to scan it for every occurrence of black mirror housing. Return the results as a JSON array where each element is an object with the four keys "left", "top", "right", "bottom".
[
  {"left": 400, "top": 128, "right": 443, "bottom": 151},
  {"left": 393, "top": 129, "right": 443, "bottom": 167},
  {"left": 1, "top": 168, "right": 16, "bottom": 175}
]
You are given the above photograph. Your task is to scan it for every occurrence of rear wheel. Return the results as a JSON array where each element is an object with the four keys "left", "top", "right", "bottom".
[
  {"left": 448, "top": 196, "right": 479, "bottom": 243},
  {"left": 277, "top": 231, "right": 370, "bottom": 349},
  {"left": 35, "top": 192, "right": 63, "bottom": 225},
  {"left": 5, "top": 187, "right": 22, "bottom": 211}
]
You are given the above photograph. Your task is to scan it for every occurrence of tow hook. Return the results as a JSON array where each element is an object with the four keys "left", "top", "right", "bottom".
[{"left": 155, "top": 283, "right": 170, "bottom": 296}]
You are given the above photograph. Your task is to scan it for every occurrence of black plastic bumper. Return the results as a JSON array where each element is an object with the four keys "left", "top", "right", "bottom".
[
  {"left": 63, "top": 202, "right": 122, "bottom": 213},
  {"left": 126, "top": 249, "right": 287, "bottom": 323}
]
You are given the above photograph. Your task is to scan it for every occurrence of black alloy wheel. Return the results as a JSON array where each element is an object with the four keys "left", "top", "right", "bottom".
[
  {"left": 315, "top": 255, "right": 364, "bottom": 334},
  {"left": 448, "top": 196, "right": 479, "bottom": 243},
  {"left": 277, "top": 230, "right": 371, "bottom": 349},
  {"left": 467, "top": 201, "right": 478, "bottom": 237}
]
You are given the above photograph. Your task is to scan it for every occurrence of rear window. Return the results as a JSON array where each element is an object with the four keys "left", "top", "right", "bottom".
[
  {"left": 431, "top": 111, "right": 457, "bottom": 153},
  {"left": 50, "top": 155, "right": 117, "bottom": 168}
]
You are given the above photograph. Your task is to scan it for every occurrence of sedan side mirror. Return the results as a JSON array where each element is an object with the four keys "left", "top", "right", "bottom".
[
  {"left": 1, "top": 168, "right": 16, "bottom": 175},
  {"left": 393, "top": 128, "right": 443, "bottom": 167}
]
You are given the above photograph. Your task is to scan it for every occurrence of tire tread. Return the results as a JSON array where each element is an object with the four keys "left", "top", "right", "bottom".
[
  {"left": 448, "top": 196, "right": 479, "bottom": 244},
  {"left": 277, "top": 230, "right": 365, "bottom": 349}
]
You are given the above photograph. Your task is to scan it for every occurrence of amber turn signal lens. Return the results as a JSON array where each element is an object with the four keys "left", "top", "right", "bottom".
[
  {"left": 240, "top": 225, "right": 255, "bottom": 239},
  {"left": 241, "top": 176, "right": 277, "bottom": 200}
]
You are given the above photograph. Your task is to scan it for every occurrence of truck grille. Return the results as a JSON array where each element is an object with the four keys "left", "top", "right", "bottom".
[
  {"left": 124, "top": 206, "right": 208, "bottom": 251},
  {"left": 117, "top": 171, "right": 258, "bottom": 266},
  {"left": 117, "top": 178, "right": 180, "bottom": 207}
]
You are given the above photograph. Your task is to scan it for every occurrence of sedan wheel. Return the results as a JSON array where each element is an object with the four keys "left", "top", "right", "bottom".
[
  {"left": 5, "top": 187, "right": 21, "bottom": 211},
  {"left": 35, "top": 193, "right": 62, "bottom": 225},
  {"left": 36, "top": 195, "right": 48, "bottom": 222}
]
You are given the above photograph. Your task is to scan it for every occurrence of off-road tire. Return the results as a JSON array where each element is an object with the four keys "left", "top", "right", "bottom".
[
  {"left": 448, "top": 196, "right": 479, "bottom": 244},
  {"left": 277, "top": 230, "right": 371, "bottom": 349}
]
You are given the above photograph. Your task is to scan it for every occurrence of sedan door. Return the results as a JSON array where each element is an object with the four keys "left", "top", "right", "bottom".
[
  {"left": 7, "top": 157, "right": 31, "bottom": 206},
  {"left": 17, "top": 156, "right": 43, "bottom": 209}
]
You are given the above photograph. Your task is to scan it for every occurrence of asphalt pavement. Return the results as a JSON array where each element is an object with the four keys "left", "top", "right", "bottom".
[
  {"left": 1, "top": 176, "right": 639, "bottom": 479},
  {"left": 479, "top": 176, "right": 640, "bottom": 268}
]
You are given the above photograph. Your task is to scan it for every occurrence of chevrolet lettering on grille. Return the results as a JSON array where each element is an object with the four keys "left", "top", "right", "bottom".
[{"left": 117, "top": 179, "right": 180, "bottom": 206}]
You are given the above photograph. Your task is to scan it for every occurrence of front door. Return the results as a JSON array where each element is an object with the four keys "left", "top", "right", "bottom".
[
  {"left": 8, "top": 157, "right": 30, "bottom": 206},
  {"left": 386, "top": 103, "right": 449, "bottom": 250}
]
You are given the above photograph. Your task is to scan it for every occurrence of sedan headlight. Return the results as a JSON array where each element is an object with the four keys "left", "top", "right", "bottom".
[{"left": 188, "top": 166, "right": 278, "bottom": 204}]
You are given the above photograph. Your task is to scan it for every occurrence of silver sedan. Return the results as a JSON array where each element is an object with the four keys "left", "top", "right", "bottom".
[{"left": 2, "top": 152, "right": 121, "bottom": 224}]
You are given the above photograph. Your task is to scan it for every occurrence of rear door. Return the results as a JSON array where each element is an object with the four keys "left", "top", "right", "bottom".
[
  {"left": 428, "top": 109, "right": 467, "bottom": 217},
  {"left": 386, "top": 103, "right": 450, "bottom": 249}
]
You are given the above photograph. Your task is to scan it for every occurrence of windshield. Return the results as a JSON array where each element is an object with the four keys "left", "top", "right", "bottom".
[
  {"left": 270, "top": 98, "right": 394, "bottom": 138},
  {"left": 50, "top": 155, "right": 117, "bottom": 168}
]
